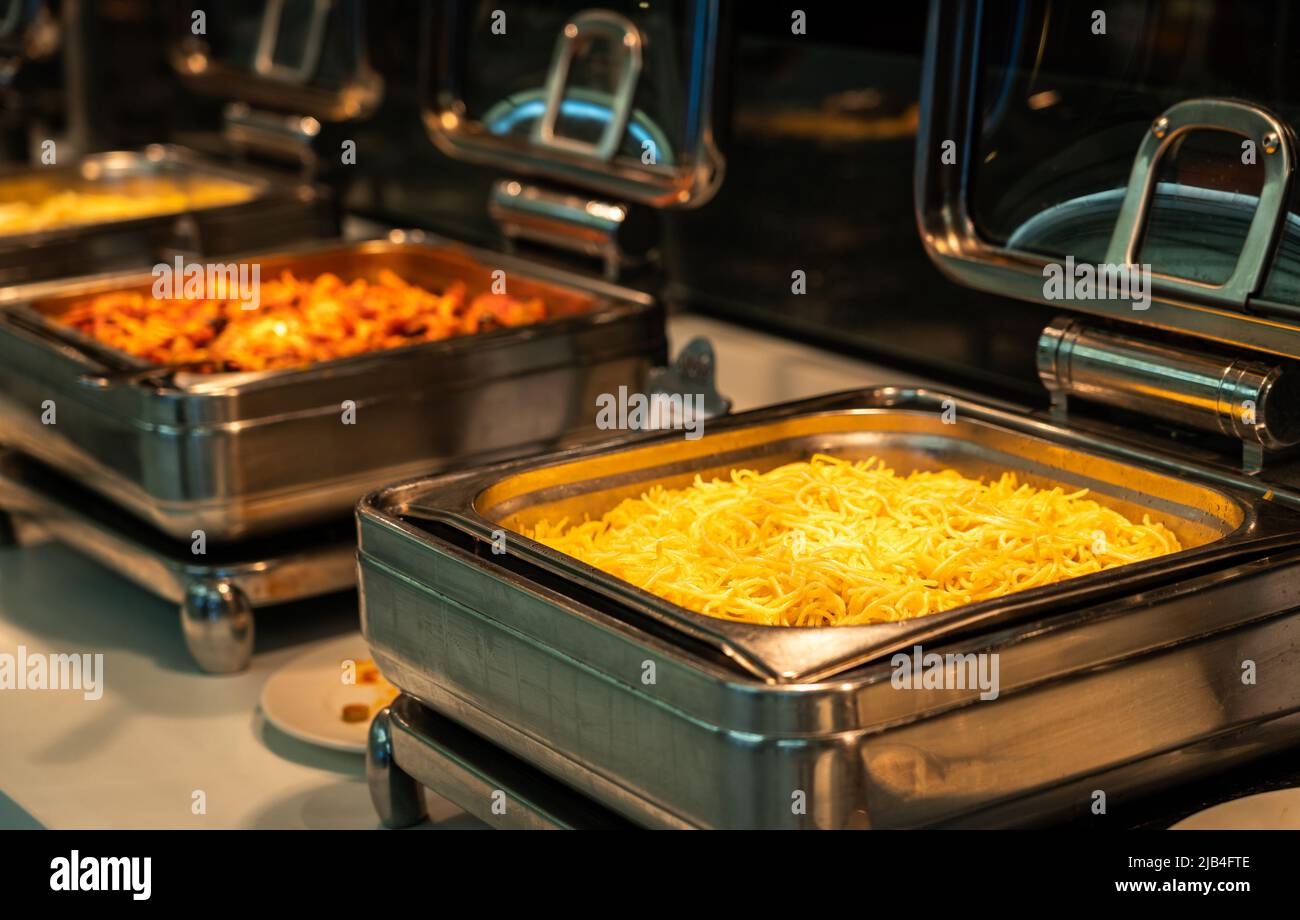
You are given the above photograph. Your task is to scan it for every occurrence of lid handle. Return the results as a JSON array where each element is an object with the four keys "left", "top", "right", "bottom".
[
  {"left": 1105, "top": 98, "right": 1294, "bottom": 309},
  {"left": 0, "top": 0, "right": 22, "bottom": 39},
  {"left": 533, "top": 9, "right": 643, "bottom": 163},
  {"left": 253, "top": 0, "right": 331, "bottom": 85}
]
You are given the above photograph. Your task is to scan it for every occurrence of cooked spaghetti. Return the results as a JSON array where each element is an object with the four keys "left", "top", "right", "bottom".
[{"left": 526, "top": 454, "right": 1181, "bottom": 627}]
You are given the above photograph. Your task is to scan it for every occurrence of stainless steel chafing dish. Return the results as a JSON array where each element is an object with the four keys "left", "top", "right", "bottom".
[
  {"left": 357, "top": 0, "right": 1300, "bottom": 826},
  {"left": 358, "top": 387, "right": 1300, "bottom": 828},
  {"left": 0, "top": 145, "right": 325, "bottom": 287},
  {"left": 0, "top": 233, "right": 666, "bottom": 542},
  {"left": 0, "top": 0, "right": 711, "bottom": 677}
]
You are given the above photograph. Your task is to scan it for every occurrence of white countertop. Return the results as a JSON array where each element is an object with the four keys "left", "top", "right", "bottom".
[{"left": 0, "top": 313, "right": 933, "bottom": 829}]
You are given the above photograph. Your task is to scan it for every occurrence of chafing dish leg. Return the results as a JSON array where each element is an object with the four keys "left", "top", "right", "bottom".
[
  {"left": 180, "top": 579, "right": 255, "bottom": 674},
  {"left": 367, "top": 703, "right": 428, "bottom": 828}
]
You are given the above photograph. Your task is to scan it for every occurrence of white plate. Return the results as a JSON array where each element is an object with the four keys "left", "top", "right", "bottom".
[
  {"left": 1171, "top": 788, "right": 1300, "bottom": 830},
  {"left": 259, "top": 633, "right": 397, "bottom": 754}
]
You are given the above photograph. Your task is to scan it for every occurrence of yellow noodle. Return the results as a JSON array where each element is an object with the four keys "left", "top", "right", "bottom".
[{"left": 525, "top": 454, "right": 1181, "bottom": 627}]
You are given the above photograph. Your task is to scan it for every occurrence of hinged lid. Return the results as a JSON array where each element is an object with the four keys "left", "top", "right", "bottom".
[
  {"left": 915, "top": 0, "right": 1300, "bottom": 475},
  {"left": 169, "top": 0, "right": 382, "bottom": 162},
  {"left": 424, "top": 0, "right": 724, "bottom": 208},
  {"left": 916, "top": 0, "right": 1300, "bottom": 361}
]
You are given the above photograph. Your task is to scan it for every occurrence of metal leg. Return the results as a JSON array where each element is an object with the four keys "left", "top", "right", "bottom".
[
  {"left": 368, "top": 703, "right": 428, "bottom": 828},
  {"left": 180, "top": 579, "right": 255, "bottom": 674}
]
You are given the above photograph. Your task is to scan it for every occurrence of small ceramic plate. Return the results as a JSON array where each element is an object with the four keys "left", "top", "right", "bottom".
[
  {"left": 260, "top": 634, "right": 398, "bottom": 754},
  {"left": 1171, "top": 788, "right": 1300, "bottom": 829}
]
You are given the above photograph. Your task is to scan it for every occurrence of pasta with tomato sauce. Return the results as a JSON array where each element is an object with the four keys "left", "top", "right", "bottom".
[{"left": 58, "top": 269, "right": 548, "bottom": 372}]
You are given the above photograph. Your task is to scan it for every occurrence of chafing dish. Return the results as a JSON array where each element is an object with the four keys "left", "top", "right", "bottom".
[
  {"left": 0, "top": 145, "right": 326, "bottom": 287},
  {"left": 0, "top": 233, "right": 666, "bottom": 542},
  {"left": 358, "top": 386, "right": 1300, "bottom": 827},
  {"left": 353, "top": 0, "right": 1300, "bottom": 828}
]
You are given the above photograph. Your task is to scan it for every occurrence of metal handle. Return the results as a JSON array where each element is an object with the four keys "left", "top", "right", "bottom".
[
  {"left": 379, "top": 695, "right": 625, "bottom": 829},
  {"left": 223, "top": 101, "right": 321, "bottom": 169},
  {"left": 489, "top": 179, "right": 629, "bottom": 280},
  {"left": 254, "top": 0, "right": 332, "bottom": 85},
  {"left": 1037, "top": 316, "right": 1300, "bottom": 451},
  {"left": 533, "top": 9, "right": 643, "bottom": 162},
  {"left": 1105, "top": 98, "right": 1293, "bottom": 309}
]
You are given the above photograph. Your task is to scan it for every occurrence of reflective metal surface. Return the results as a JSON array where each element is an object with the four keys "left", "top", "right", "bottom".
[
  {"left": 645, "top": 336, "right": 729, "bottom": 421},
  {"left": 366, "top": 706, "right": 429, "bottom": 829},
  {"left": 1103, "top": 98, "right": 1294, "bottom": 310},
  {"left": 169, "top": 0, "right": 382, "bottom": 122},
  {"left": 489, "top": 179, "right": 642, "bottom": 280},
  {"left": 1038, "top": 316, "right": 1300, "bottom": 451},
  {"left": 373, "top": 618, "right": 1300, "bottom": 829},
  {"left": 533, "top": 10, "right": 644, "bottom": 164},
  {"left": 423, "top": 0, "right": 724, "bottom": 208},
  {"left": 222, "top": 102, "right": 324, "bottom": 172},
  {"left": 916, "top": 1, "right": 1300, "bottom": 360},
  {"left": 357, "top": 387, "right": 1300, "bottom": 828},
  {"left": 253, "top": 0, "right": 331, "bottom": 86},
  {"left": 0, "top": 234, "right": 666, "bottom": 540},
  {"left": 180, "top": 579, "right": 256, "bottom": 675},
  {"left": 0, "top": 449, "right": 356, "bottom": 673}
]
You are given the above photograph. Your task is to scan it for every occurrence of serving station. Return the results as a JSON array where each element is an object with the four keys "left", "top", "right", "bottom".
[
  {"left": 354, "top": 0, "right": 1300, "bottom": 828},
  {"left": 0, "top": 0, "right": 712, "bottom": 673},
  {"left": 360, "top": 384, "right": 1300, "bottom": 828},
  {"left": 3, "top": 0, "right": 1300, "bottom": 836}
]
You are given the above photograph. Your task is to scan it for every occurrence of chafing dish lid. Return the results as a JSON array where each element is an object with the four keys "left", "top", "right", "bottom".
[
  {"left": 169, "top": 0, "right": 381, "bottom": 122},
  {"left": 423, "top": 0, "right": 724, "bottom": 207},
  {"left": 916, "top": 0, "right": 1300, "bottom": 360}
]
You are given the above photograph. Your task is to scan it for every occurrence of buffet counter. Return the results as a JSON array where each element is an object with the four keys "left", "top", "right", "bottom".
[
  {"left": 0, "top": 313, "right": 932, "bottom": 829},
  {"left": 4, "top": 312, "right": 1297, "bottom": 829}
]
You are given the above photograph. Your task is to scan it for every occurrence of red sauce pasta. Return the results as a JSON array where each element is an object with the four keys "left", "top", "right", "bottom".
[{"left": 58, "top": 269, "right": 548, "bottom": 372}]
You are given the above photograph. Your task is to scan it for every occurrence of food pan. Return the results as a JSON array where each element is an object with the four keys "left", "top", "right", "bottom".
[
  {"left": 369, "top": 387, "right": 1300, "bottom": 682},
  {"left": 0, "top": 145, "right": 327, "bottom": 288},
  {"left": 358, "top": 387, "right": 1300, "bottom": 827},
  {"left": 0, "top": 235, "right": 666, "bottom": 541}
]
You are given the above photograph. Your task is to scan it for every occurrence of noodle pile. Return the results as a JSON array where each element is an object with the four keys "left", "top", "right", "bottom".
[
  {"left": 0, "top": 179, "right": 254, "bottom": 235},
  {"left": 526, "top": 454, "right": 1181, "bottom": 627}
]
